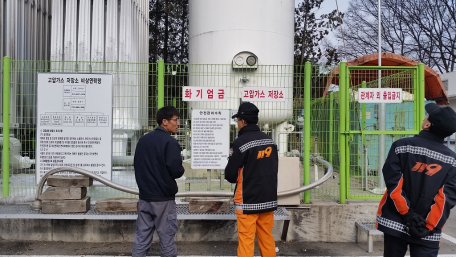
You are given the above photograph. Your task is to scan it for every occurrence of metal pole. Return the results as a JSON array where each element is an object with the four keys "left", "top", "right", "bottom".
[
  {"left": 418, "top": 63, "right": 425, "bottom": 124},
  {"left": 303, "top": 61, "right": 311, "bottom": 203},
  {"left": 158, "top": 59, "right": 165, "bottom": 108},
  {"left": 329, "top": 93, "right": 334, "bottom": 164},
  {"left": 339, "top": 62, "right": 347, "bottom": 204},
  {"left": 377, "top": 0, "right": 385, "bottom": 189},
  {"left": 2, "top": 56, "right": 11, "bottom": 197},
  {"left": 361, "top": 81, "right": 367, "bottom": 190}
]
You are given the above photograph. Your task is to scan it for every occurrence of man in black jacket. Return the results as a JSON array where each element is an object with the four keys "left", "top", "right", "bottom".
[
  {"left": 132, "top": 106, "right": 185, "bottom": 257},
  {"left": 377, "top": 103, "right": 456, "bottom": 257},
  {"left": 225, "top": 102, "right": 279, "bottom": 257}
]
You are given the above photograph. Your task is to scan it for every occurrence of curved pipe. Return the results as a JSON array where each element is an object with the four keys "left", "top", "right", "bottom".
[
  {"left": 31, "top": 157, "right": 333, "bottom": 210},
  {"left": 0, "top": 136, "right": 35, "bottom": 169}
]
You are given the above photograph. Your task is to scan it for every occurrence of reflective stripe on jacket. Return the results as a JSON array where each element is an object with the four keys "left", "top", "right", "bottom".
[
  {"left": 225, "top": 124, "right": 278, "bottom": 214},
  {"left": 376, "top": 130, "right": 456, "bottom": 247}
]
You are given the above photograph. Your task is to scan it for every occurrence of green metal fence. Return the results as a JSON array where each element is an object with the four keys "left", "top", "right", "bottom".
[
  {"left": 339, "top": 64, "right": 425, "bottom": 202},
  {"left": 1, "top": 57, "right": 425, "bottom": 203}
]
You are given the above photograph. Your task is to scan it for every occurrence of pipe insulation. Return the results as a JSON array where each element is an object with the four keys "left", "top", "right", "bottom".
[{"left": 0, "top": 136, "right": 35, "bottom": 169}]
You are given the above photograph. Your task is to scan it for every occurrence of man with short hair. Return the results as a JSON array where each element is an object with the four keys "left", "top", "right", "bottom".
[
  {"left": 377, "top": 103, "right": 456, "bottom": 257},
  {"left": 225, "top": 102, "right": 279, "bottom": 257},
  {"left": 132, "top": 106, "right": 185, "bottom": 257}
]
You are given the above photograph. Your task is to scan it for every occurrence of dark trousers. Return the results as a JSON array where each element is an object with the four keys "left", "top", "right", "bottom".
[
  {"left": 383, "top": 233, "right": 439, "bottom": 257},
  {"left": 132, "top": 199, "right": 178, "bottom": 257}
]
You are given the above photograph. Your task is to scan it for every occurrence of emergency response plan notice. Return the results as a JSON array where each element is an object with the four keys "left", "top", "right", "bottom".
[
  {"left": 191, "top": 110, "right": 229, "bottom": 169},
  {"left": 36, "top": 73, "right": 113, "bottom": 184}
]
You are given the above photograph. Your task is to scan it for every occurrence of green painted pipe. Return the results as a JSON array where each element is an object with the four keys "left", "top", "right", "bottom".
[
  {"left": 158, "top": 60, "right": 165, "bottom": 109},
  {"left": 418, "top": 63, "right": 425, "bottom": 124},
  {"left": 2, "top": 56, "right": 11, "bottom": 197},
  {"left": 338, "top": 62, "right": 346, "bottom": 204},
  {"left": 303, "top": 62, "right": 311, "bottom": 203},
  {"left": 329, "top": 93, "right": 334, "bottom": 164}
]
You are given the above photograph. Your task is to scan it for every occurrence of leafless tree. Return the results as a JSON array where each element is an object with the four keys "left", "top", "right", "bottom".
[
  {"left": 336, "top": 0, "right": 456, "bottom": 73},
  {"left": 294, "top": 0, "right": 344, "bottom": 65}
]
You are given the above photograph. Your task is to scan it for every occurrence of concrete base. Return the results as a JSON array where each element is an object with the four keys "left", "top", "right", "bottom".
[{"left": 0, "top": 200, "right": 380, "bottom": 243}]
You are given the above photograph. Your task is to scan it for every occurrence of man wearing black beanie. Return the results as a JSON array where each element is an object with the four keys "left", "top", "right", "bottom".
[{"left": 377, "top": 103, "right": 456, "bottom": 257}]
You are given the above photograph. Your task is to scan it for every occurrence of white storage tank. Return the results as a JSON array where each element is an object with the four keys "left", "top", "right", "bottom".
[
  {"left": 50, "top": 0, "right": 149, "bottom": 158},
  {"left": 188, "top": 0, "right": 295, "bottom": 124}
]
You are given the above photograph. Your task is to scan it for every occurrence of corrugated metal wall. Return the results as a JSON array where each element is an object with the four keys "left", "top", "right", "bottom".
[
  {"left": 1, "top": 0, "right": 149, "bottom": 135},
  {"left": 50, "top": 0, "right": 150, "bottom": 133},
  {"left": 0, "top": 0, "right": 52, "bottom": 125}
]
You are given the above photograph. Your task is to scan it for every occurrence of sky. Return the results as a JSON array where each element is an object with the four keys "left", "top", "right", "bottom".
[{"left": 315, "top": 0, "right": 350, "bottom": 16}]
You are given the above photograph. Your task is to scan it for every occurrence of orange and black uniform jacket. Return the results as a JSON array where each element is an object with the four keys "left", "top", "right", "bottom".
[
  {"left": 224, "top": 124, "right": 278, "bottom": 214},
  {"left": 376, "top": 130, "right": 456, "bottom": 247}
]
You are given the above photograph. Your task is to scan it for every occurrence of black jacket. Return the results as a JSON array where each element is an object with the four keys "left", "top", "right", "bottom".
[
  {"left": 377, "top": 130, "right": 456, "bottom": 247},
  {"left": 134, "top": 126, "right": 185, "bottom": 201},
  {"left": 224, "top": 124, "right": 278, "bottom": 214}
]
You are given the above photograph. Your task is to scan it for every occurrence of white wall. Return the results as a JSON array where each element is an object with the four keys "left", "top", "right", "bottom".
[
  {"left": 441, "top": 71, "right": 456, "bottom": 141},
  {"left": 442, "top": 71, "right": 456, "bottom": 97}
]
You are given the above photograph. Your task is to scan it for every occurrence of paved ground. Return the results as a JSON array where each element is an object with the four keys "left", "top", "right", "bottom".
[{"left": 1, "top": 239, "right": 456, "bottom": 256}]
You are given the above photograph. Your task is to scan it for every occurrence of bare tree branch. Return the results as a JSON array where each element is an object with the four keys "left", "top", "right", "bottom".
[{"left": 336, "top": 0, "right": 456, "bottom": 73}]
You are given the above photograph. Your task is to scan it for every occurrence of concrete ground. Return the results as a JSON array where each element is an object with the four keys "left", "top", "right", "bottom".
[{"left": 1, "top": 239, "right": 456, "bottom": 256}]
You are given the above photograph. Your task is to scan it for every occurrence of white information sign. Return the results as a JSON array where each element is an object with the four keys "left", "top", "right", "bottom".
[
  {"left": 242, "top": 87, "right": 287, "bottom": 102},
  {"left": 36, "top": 73, "right": 113, "bottom": 184},
  {"left": 182, "top": 86, "right": 227, "bottom": 101},
  {"left": 358, "top": 88, "right": 403, "bottom": 103},
  {"left": 191, "top": 109, "right": 230, "bottom": 169}
]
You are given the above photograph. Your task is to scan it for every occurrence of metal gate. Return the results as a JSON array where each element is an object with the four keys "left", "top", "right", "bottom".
[{"left": 338, "top": 63, "right": 425, "bottom": 202}]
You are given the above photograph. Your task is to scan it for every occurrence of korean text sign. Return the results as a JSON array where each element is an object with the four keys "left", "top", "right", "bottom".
[
  {"left": 191, "top": 110, "right": 230, "bottom": 169},
  {"left": 36, "top": 73, "right": 113, "bottom": 184},
  {"left": 358, "top": 88, "right": 403, "bottom": 103},
  {"left": 182, "top": 86, "right": 227, "bottom": 101},
  {"left": 242, "top": 87, "right": 287, "bottom": 102}
]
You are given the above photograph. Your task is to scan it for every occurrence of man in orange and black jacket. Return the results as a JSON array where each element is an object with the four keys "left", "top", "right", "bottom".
[
  {"left": 377, "top": 103, "right": 456, "bottom": 257},
  {"left": 225, "top": 102, "right": 278, "bottom": 257}
]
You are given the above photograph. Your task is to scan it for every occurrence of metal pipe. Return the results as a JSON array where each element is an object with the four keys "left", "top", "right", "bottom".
[
  {"left": 377, "top": 0, "right": 386, "bottom": 189},
  {"left": 158, "top": 59, "right": 165, "bottom": 108},
  {"left": 303, "top": 61, "right": 311, "bottom": 203},
  {"left": 31, "top": 157, "right": 333, "bottom": 210},
  {"left": 339, "top": 62, "right": 347, "bottom": 204},
  {"left": 31, "top": 166, "right": 138, "bottom": 210},
  {"left": 329, "top": 92, "right": 334, "bottom": 164},
  {"left": 0, "top": 136, "right": 35, "bottom": 169},
  {"left": 2, "top": 56, "right": 11, "bottom": 197}
]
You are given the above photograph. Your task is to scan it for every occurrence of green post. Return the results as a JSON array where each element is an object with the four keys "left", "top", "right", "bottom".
[
  {"left": 361, "top": 81, "right": 366, "bottom": 190},
  {"left": 329, "top": 93, "right": 334, "bottom": 164},
  {"left": 418, "top": 63, "right": 425, "bottom": 124},
  {"left": 413, "top": 66, "right": 419, "bottom": 130},
  {"left": 338, "top": 62, "right": 347, "bottom": 204},
  {"left": 361, "top": 81, "right": 367, "bottom": 130},
  {"left": 303, "top": 61, "right": 311, "bottom": 203},
  {"left": 158, "top": 60, "right": 165, "bottom": 108},
  {"left": 2, "top": 56, "right": 11, "bottom": 197}
]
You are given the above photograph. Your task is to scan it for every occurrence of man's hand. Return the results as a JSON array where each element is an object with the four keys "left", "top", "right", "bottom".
[
  {"left": 407, "top": 226, "right": 431, "bottom": 239},
  {"left": 403, "top": 210, "right": 430, "bottom": 238},
  {"left": 403, "top": 210, "right": 426, "bottom": 228}
]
